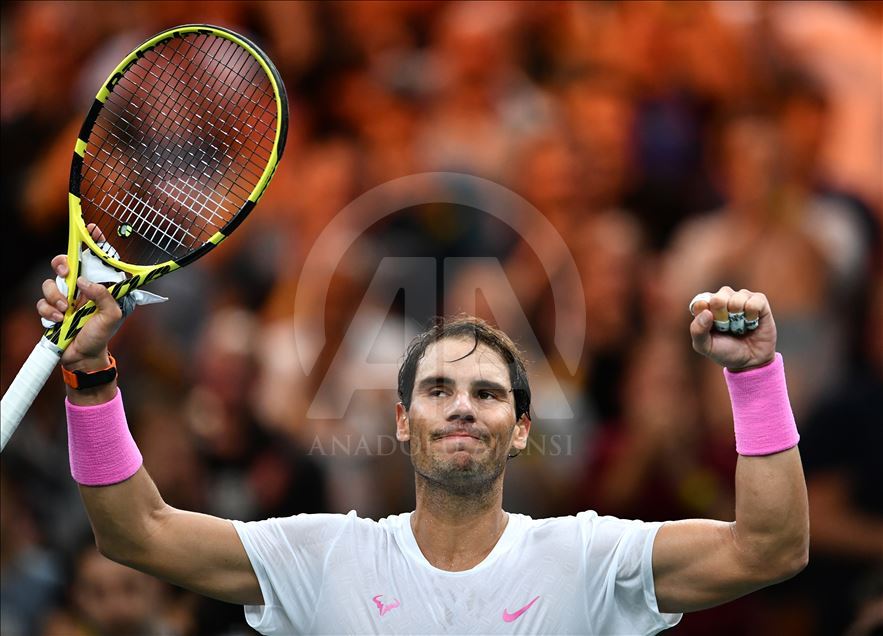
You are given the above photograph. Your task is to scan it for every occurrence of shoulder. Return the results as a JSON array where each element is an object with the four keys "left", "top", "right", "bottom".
[
  {"left": 509, "top": 512, "right": 600, "bottom": 548},
  {"left": 377, "top": 511, "right": 411, "bottom": 529},
  {"left": 233, "top": 510, "right": 374, "bottom": 545},
  {"left": 519, "top": 512, "right": 661, "bottom": 549},
  {"left": 507, "top": 513, "right": 661, "bottom": 585}
]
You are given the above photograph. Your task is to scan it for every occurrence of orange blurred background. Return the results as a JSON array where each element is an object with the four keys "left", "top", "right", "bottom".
[{"left": 1, "top": 2, "right": 881, "bottom": 635}]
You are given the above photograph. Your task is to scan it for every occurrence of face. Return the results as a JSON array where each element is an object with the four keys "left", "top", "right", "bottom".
[{"left": 396, "top": 337, "right": 530, "bottom": 494}]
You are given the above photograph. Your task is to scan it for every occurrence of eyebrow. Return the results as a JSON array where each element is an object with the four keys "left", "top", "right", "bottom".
[{"left": 416, "top": 376, "right": 511, "bottom": 394}]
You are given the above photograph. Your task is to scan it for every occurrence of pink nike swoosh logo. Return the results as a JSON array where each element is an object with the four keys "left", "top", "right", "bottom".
[
  {"left": 502, "top": 595, "right": 540, "bottom": 622},
  {"left": 373, "top": 594, "right": 401, "bottom": 617}
]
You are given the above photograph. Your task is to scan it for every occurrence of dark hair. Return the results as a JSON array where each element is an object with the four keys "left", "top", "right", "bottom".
[{"left": 397, "top": 315, "right": 531, "bottom": 422}]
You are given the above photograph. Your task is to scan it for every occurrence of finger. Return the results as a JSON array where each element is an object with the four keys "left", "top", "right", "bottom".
[
  {"left": 36, "top": 298, "right": 65, "bottom": 323},
  {"left": 41, "top": 278, "right": 68, "bottom": 313},
  {"left": 688, "top": 292, "right": 713, "bottom": 316},
  {"left": 76, "top": 278, "right": 122, "bottom": 321},
  {"left": 709, "top": 287, "right": 733, "bottom": 332},
  {"left": 691, "top": 299, "right": 710, "bottom": 317},
  {"left": 690, "top": 309, "right": 713, "bottom": 354},
  {"left": 744, "top": 292, "right": 769, "bottom": 331},
  {"left": 51, "top": 254, "right": 69, "bottom": 278},
  {"left": 727, "top": 290, "right": 749, "bottom": 313},
  {"left": 727, "top": 290, "right": 749, "bottom": 334}
]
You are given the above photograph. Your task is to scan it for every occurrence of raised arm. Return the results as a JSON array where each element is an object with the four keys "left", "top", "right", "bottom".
[
  {"left": 38, "top": 256, "right": 262, "bottom": 605},
  {"left": 651, "top": 287, "right": 809, "bottom": 613}
]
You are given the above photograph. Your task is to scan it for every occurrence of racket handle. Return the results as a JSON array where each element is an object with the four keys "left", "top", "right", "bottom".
[{"left": 1, "top": 337, "right": 63, "bottom": 452}]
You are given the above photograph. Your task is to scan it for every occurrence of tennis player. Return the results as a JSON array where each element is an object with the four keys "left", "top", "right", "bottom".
[{"left": 38, "top": 260, "right": 808, "bottom": 635}]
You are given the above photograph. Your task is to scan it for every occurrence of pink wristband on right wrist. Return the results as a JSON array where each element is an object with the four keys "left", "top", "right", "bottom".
[
  {"left": 724, "top": 353, "right": 800, "bottom": 456},
  {"left": 66, "top": 389, "right": 143, "bottom": 486}
]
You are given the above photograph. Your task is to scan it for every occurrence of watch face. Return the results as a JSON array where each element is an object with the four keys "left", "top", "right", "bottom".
[
  {"left": 77, "top": 367, "right": 117, "bottom": 389},
  {"left": 62, "top": 356, "right": 117, "bottom": 389}
]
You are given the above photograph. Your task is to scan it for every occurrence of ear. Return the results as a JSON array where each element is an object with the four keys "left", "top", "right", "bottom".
[
  {"left": 509, "top": 414, "right": 531, "bottom": 451},
  {"left": 395, "top": 402, "right": 410, "bottom": 442}
]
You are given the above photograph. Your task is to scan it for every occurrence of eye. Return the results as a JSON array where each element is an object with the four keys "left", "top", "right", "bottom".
[
  {"left": 428, "top": 388, "right": 447, "bottom": 398},
  {"left": 477, "top": 390, "right": 497, "bottom": 400}
]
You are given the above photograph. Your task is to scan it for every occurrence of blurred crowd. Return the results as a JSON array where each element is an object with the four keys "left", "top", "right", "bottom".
[{"left": 1, "top": 2, "right": 881, "bottom": 635}]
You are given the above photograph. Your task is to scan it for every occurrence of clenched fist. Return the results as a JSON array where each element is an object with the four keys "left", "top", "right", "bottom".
[{"left": 689, "top": 286, "right": 776, "bottom": 371}]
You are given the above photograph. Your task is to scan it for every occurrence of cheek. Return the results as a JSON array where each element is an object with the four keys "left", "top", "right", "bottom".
[
  {"left": 404, "top": 405, "right": 433, "bottom": 438},
  {"left": 409, "top": 399, "right": 445, "bottom": 425}
]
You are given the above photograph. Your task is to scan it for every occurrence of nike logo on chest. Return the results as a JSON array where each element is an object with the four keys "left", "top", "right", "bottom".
[{"left": 502, "top": 595, "right": 540, "bottom": 622}]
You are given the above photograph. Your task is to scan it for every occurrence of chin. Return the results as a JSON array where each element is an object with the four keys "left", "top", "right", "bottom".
[{"left": 439, "top": 451, "right": 477, "bottom": 471}]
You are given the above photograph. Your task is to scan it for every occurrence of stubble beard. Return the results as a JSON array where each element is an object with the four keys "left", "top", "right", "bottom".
[{"left": 413, "top": 444, "right": 507, "bottom": 498}]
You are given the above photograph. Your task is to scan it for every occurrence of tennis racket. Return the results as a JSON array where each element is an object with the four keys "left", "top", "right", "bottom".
[{"left": 1, "top": 24, "right": 288, "bottom": 451}]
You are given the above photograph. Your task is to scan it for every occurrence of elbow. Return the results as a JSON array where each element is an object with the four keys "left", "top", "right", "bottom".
[
  {"left": 767, "top": 546, "right": 808, "bottom": 583},
  {"left": 94, "top": 506, "right": 170, "bottom": 568},
  {"left": 781, "top": 523, "right": 811, "bottom": 580},
  {"left": 95, "top": 536, "right": 150, "bottom": 570},
  {"left": 764, "top": 542, "right": 810, "bottom": 583},
  {"left": 740, "top": 533, "right": 810, "bottom": 585},
  {"left": 783, "top": 543, "right": 809, "bottom": 579},
  {"left": 94, "top": 537, "right": 127, "bottom": 564}
]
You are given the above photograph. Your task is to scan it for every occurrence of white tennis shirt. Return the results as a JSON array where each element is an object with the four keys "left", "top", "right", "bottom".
[{"left": 231, "top": 510, "right": 682, "bottom": 635}]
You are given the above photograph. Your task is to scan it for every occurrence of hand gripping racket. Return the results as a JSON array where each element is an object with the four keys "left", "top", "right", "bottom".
[{"left": 1, "top": 25, "right": 288, "bottom": 451}]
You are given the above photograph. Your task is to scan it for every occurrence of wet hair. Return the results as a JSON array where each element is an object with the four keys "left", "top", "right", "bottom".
[{"left": 397, "top": 315, "right": 531, "bottom": 422}]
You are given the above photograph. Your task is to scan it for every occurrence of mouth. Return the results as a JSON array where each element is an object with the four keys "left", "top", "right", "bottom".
[{"left": 433, "top": 429, "right": 484, "bottom": 442}]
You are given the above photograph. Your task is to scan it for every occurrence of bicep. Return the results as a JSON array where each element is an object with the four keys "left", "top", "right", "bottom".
[
  {"left": 128, "top": 507, "right": 263, "bottom": 605},
  {"left": 652, "top": 519, "right": 771, "bottom": 613}
]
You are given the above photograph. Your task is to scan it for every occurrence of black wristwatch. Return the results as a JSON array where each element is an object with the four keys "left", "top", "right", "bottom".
[{"left": 61, "top": 354, "right": 118, "bottom": 390}]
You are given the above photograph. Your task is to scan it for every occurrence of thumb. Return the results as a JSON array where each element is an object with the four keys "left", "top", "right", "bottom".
[
  {"left": 690, "top": 309, "right": 712, "bottom": 355},
  {"left": 76, "top": 277, "right": 123, "bottom": 320}
]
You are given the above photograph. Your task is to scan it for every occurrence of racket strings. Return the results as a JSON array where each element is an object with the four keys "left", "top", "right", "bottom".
[
  {"left": 143, "top": 36, "right": 271, "bottom": 182},
  {"left": 79, "top": 32, "right": 278, "bottom": 265},
  {"left": 121, "top": 36, "right": 275, "bottom": 193},
  {"left": 87, "top": 96, "right": 262, "bottom": 260},
  {"left": 158, "top": 35, "right": 275, "bottom": 249},
  {"left": 114, "top": 36, "right": 248, "bottom": 253},
  {"left": 163, "top": 37, "right": 277, "bottom": 155},
  {"left": 98, "top": 35, "right": 274, "bottom": 255},
  {"left": 86, "top": 84, "right": 222, "bottom": 257}
]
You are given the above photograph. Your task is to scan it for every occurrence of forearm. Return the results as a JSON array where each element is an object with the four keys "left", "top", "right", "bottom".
[
  {"left": 67, "top": 377, "right": 168, "bottom": 564},
  {"left": 653, "top": 361, "right": 810, "bottom": 612},
  {"left": 41, "top": 274, "right": 260, "bottom": 603},
  {"left": 79, "top": 467, "right": 171, "bottom": 565},
  {"left": 733, "top": 449, "right": 809, "bottom": 575},
  {"left": 726, "top": 355, "right": 809, "bottom": 576},
  {"left": 655, "top": 288, "right": 810, "bottom": 611},
  {"left": 68, "top": 391, "right": 260, "bottom": 604}
]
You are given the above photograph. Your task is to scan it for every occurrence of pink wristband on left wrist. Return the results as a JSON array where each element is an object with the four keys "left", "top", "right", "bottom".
[{"left": 724, "top": 353, "right": 800, "bottom": 456}]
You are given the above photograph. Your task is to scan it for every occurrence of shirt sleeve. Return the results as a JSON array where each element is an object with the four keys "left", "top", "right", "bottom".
[
  {"left": 231, "top": 511, "right": 356, "bottom": 635},
  {"left": 579, "top": 512, "right": 683, "bottom": 634}
]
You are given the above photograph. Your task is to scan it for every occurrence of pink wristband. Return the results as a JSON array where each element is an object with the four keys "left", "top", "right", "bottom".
[
  {"left": 66, "top": 390, "right": 143, "bottom": 486},
  {"left": 724, "top": 353, "right": 799, "bottom": 456}
]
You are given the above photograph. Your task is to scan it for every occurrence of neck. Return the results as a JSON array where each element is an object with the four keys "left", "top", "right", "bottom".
[{"left": 411, "top": 473, "right": 508, "bottom": 571}]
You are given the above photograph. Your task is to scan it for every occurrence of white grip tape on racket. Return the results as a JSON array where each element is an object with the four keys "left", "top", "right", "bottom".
[{"left": 0, "top": 337, "right": 63, "bottom": 451}]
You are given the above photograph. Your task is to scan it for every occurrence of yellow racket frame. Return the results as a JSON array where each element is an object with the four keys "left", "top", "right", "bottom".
[{"left": 48, "top": 24, "right": 287, "bottom": 351}]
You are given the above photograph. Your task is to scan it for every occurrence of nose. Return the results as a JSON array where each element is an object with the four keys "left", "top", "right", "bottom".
[{"left": 445, "top": 390, "right": 476, "bottom": 422}]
